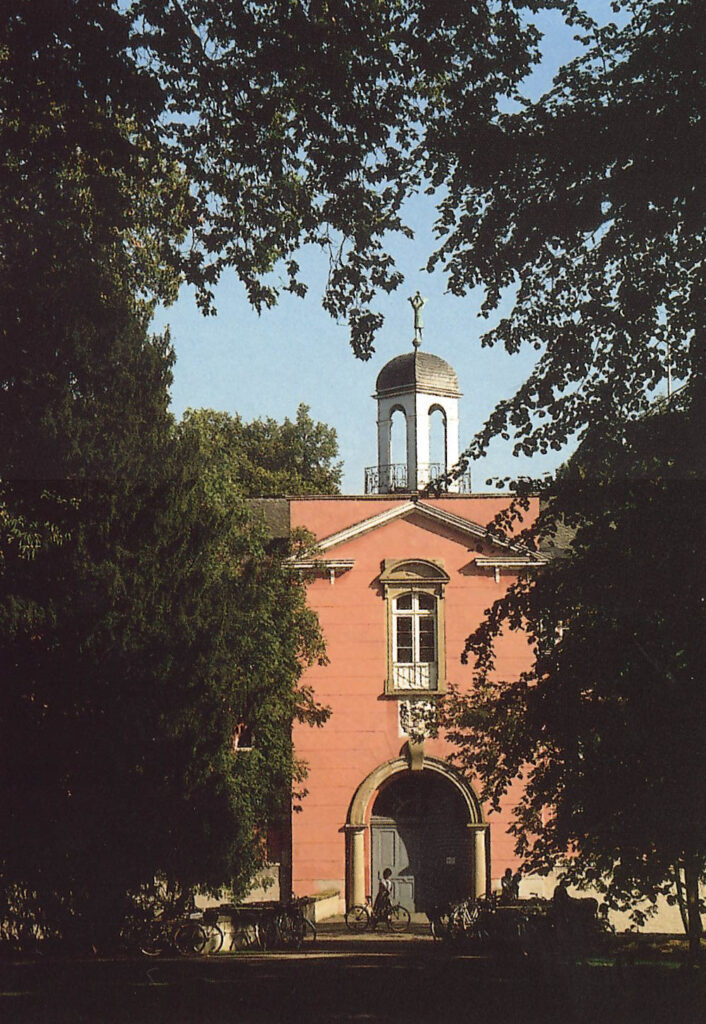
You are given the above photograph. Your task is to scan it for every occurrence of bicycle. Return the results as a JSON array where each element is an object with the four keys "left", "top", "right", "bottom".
[
  {"left": 345, "top": 896, "right": 410, "bottom": 933},
  {"left": 273, "top": 898, "right": 317, "bottom": 949},
  {"left": 133, "top": 913, "right": 211, "bottom": 957},
  {"left": 440, "top": 896, "right": 494, "bottom": 949},
  {"left": 428, "top": 904, "right": 451, "bottom": 941},
  {"left": 220, "top": 906, "right": 262, "bottom": 952},
  {"left": 199, "top": 908, "right": 225, "bottom": 954}
]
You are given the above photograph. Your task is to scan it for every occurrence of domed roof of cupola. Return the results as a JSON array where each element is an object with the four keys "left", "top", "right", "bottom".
[{"left": 375, "top": 350, "right": 461, "bottom": 399}]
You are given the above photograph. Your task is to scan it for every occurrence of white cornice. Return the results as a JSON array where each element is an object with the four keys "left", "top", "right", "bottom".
[
  {"left": 413, "top": 500, "right": 495, "bottom": 542},
  {"left": 314, "top": 498, "right": 528, "bottom": 554},
  {"left": 474, "top": 556, "right": 547, "bottom": 568},
  {"left": 316, "top": 501, "right": 417, "bottom": 551},
  {"left": 475, "top": 554, "right": 547, "bottom": 583},
  {"left": 288, "top": 558, "right": 355, "bottom": 585},
  {"left": 289, "top": 558, "right": 356, "bottom": 571}
]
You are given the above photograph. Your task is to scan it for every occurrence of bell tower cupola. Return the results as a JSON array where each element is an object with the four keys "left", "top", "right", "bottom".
[{"left": 366, "top": 293, "right": 465, "bottom": 494}]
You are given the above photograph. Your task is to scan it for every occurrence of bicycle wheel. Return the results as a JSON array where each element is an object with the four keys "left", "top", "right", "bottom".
[
  {"left": 230, "top": 920, "right": 259, "bottom": 951},
  {"left": 275, "top": 910, "right": 304, "bottom": 949},
  {"left": 387, "top": 905, "right": 410, "bottom": 933},
  {"left": 429, "top": 909, "right": 450, "bottom": 940},
  {"left": 141, "top": 921, "right": 168, "bottom": 958},
  {"left": 258, "top": 913, "right": 278, "bottom": 950},
  {"left": 345, "top": 905, "right": 370, "bottom": 932},
  {"left": 288, "top": 914, "right": 306, "bottom": 950},
  {"left": 202, "top": 923, "right": 224, "bottom": 955},
  {"left": 173, "top": 921, "right": 207, "bottom": 956}
]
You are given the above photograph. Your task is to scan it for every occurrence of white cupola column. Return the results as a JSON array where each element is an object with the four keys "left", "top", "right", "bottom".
[
  {"left": 376, "top": 410, "right": 392, "bottom": 492},
  {"left": 414, "top": 392, "right": 431, "bottom": 489}
]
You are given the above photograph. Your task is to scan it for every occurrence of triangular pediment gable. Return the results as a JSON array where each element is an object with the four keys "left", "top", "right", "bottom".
[
  {"left": 289, "top": 499, "right": 546, "bottom": 579},
  {"left": 314, "top": 499, "right": 517, "bottom": 554}
]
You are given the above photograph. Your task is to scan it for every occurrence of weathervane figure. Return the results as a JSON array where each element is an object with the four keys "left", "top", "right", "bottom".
[{"left": 409, "top": 291, "right": 427, "bottom": 349}]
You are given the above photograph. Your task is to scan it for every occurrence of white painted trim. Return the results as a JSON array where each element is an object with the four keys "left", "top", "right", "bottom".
[
  {"left": 289, "top": 558, "right": 355, "bottom": 585},
  {"left": 474, "top": 557, "right": 547, "bottom": 568},
  {"left": 313, "top": 498, "right": 537, "bottom": 557},
  {"left": 289, "top": 558, "right": 355, "bottom": 572},
  {"left": 413, "top": 500, "right": 492, "bottom": 541},
  {"left": 316, "top": 502, "right": 417, "bottom": 551}
]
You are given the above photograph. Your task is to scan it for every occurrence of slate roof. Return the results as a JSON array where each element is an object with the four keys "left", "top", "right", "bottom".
[{"left": 248, "top": 498, "right": 291, "bottom": 538}]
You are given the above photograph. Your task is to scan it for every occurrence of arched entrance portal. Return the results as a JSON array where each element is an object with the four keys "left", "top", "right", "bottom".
[{"left": 346, "top": 757, "right": 488, "bottom": 912}]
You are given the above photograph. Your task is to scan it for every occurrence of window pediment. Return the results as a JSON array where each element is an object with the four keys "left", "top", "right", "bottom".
[{"left": 379, "top": 558, "right": 449, "bottom": 587}]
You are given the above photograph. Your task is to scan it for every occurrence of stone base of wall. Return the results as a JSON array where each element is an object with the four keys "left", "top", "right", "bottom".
[{"left": 308, "top": 891, "right": 345, "bottom": 921}]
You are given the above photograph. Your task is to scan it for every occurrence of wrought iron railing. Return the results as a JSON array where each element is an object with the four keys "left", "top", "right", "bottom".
[
  {"left": 364, "top": 463, "right": 472, "bottom": 494},
  {"left": 365, "top": 463, "right": 409, "bottom": 493}
]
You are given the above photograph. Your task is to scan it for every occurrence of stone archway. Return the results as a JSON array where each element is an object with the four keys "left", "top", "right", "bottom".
[{"left": 345, "top": 757, "right": 489, "bottom": 909}]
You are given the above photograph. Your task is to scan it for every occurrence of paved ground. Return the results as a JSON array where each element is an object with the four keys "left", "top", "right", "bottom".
[{"left": 1, "top": 918, "right": 704, "bottom": 1024}]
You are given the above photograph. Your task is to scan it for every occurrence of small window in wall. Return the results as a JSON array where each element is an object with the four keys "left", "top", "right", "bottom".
[
  {"left": 379, "top": 559, "right": 449, "bottom": 696},
  {"left": 233, "top": 723, "right": 254, "bottom": 751}
]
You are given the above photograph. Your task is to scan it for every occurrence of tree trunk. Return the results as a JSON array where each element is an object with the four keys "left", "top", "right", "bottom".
[
  {"left": 672, "top": 862, "right": 689, "bottom": 934},
  {"left": 684, "top": 854, "right": 703, "bottom": 965},
  {"left": 686, "top": 311, "right": 706, "bottom": 966}
]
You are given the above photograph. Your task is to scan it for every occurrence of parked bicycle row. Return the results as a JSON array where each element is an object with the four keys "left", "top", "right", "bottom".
[
  {"left": 119, "top": 897, "right": 318, "bottom": 957},
  {"left": 428, "top": 889, "right": 614, "bottom": 957},
  {"left": 1, "top": 897, "right": 317, "bottom": 958}
]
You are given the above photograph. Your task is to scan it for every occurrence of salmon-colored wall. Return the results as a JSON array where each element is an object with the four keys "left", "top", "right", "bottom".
[{"left": 290, "top": 495, "right": 537, "bottom": 899}]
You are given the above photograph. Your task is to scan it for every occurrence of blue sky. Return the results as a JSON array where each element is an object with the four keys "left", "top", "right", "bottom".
[{"left": 152, "top": 6, "right": 611, "bottom": 494}]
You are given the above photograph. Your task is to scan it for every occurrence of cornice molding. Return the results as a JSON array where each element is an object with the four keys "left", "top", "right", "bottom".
[{"left": 313, "top": 498, "right": 537, "bottom": 557}]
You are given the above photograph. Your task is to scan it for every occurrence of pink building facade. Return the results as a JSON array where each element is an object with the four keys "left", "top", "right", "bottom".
[{"left": 283, "top": 343, "right": 544, "bottom": 915}]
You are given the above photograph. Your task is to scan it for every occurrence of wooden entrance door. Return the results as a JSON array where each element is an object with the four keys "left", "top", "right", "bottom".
[{"left": 370, "top": 772, "right": 472, "bottom": 913}]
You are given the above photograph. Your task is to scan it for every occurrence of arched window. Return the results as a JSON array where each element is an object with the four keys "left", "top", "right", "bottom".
[
  {"left": 379, "top": 559, "right": 449, "bottom": 695},
  {"left": 389, "top": 406, "right": 408, "bottom": 490},
  {"left": 428, "top": 405, "right": 447, "bottom": 482}
]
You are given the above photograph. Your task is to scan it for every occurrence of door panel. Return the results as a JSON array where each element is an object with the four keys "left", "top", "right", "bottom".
[
  {"left": 371, "top": 820, "right": 470, "bottom": 913},
  {"left": 371, "top": 824, "right": 415, "bottom": 912}
]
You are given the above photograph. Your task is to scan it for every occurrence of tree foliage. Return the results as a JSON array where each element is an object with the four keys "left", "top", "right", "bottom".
[
  {"left": 0, "top": 380, "right": 331, "bottom": 942},
  {"left": 6, "top": 2, "right": 701, "bottom": 406},
  {"left": 428, "top": 0, "right": 706, "bottom": 471},
  {"left": 0, "top": 82, "right": 334, "bottom": 927},
  {"left": 441, "top": 400, "right": 706, "bottom": 947},
  {"left": 181, "top": 404, "right": 342, "bottom": 496},
  {"left": 2, "top": 0, "right": 553, "bottom": 356},
  {"left": 432, "top": 0, "right": 706, "bottom": 950}
]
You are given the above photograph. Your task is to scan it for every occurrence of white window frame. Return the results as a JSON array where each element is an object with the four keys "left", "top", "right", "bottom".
[
  {"left": 392, "top": 591, "right": 438, "bottom": 690},
  {"left": 379, "top": 559, "right": 449, "bottom": 696}
]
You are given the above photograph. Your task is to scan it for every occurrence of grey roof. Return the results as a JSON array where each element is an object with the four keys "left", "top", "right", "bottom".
[
  {"left": 537, "top": 499, "right": 576, "bottom": 559},
  {"left": 375, "top": 351, "right": 461, "bottom": 398},
  {"left": 248, "top": 498, "right": 291, "bottom": 538}
]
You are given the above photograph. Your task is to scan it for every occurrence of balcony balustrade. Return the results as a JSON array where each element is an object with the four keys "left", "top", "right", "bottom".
[
  {"left": 392, "top": 663, "right": 438, "bottom": 690},
  {"left": 364, "top": 463, "right": 472, "bottom": 494}
]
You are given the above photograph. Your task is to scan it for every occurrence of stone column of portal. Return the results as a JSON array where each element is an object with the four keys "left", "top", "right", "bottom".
[
  {"left": 468, "top": 823, "right": 489, "bottom": 898},
  {"left": 346, "top": 825, "right": 367, "bottom": 908}
]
